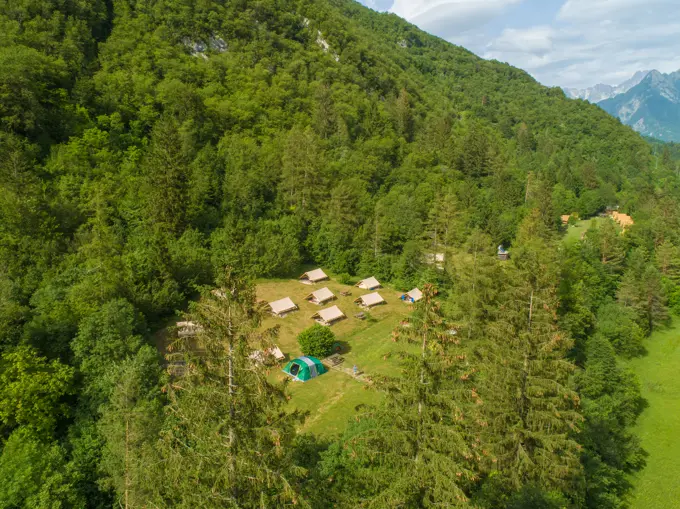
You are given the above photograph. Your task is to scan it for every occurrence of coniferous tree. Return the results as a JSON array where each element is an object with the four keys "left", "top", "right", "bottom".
[
  {"left": 576, "top": 334, "right": 645, "bottom": 509},
  {"left": 145, "top": 270, "right": 305, "bottom": 508},
  {"left": 617, "top": 263, "right": 668, "bottom": 334},
  {"left": 321, "top": 285, "right": 481, "bottom": 507},
  {"left": 98, "top": 346, "right": 164, "bottom": 509},
  {"left": 482, "top": 211, "right": 583, "bottom": 493}
]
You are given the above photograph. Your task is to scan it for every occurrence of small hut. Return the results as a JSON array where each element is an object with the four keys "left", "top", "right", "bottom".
[
  {"left": 299, "top": 268, "right": 329, "bottom": 285},
  {"left": 282, "top": 356, "right": 327, "bottom": 382},
  {"left": 312, "top": 305, "right": 346, "bottom": 326},
  {"left": 177, "top": 321, "right": 203, "bottom": 338},
  {"left": 355, "top": 292, "right": 386, "bottom": 309},
  {"left": 356, "top": 277, "right": 381, "bottom": 291},
  {"left": 306, "top": 287, "right": 336, "bottom": 306},
  {"left": 401, "top": 288, "right": 423, "bottom": 303},
  {"left": 269, "top": 297, "right": 298, "bottom": 317},
  {"left": 424, "top": 252, "right": 445, "bottom": 268},
  {"left": 498, "top": 245, "right": 510, "bottom": 261},
  {"left": 250, "top": 346, "right": 286, "bottom": 364}
]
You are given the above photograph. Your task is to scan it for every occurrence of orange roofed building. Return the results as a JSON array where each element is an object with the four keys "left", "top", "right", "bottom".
[{"left": 609, "top": 210, "right": 634, "bottom": 229}]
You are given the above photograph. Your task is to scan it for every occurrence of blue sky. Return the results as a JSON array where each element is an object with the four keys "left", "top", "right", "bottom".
[{"left": 357, "top": 0, "right": 680, "bottom": 89}]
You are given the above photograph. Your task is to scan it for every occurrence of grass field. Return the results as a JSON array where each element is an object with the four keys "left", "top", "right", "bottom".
[
  {"left": 563, "top": 216, "right": 607, "bottom": 244},
  {"left": 625, "top": 320, "right": 680, "bottom": 508},
  {"left": 256, "top": 276, "right": 415, "bottom": 435}
]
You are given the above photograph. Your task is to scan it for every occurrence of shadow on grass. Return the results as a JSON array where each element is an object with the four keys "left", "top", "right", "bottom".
[{"left": 332, "top": 341, "right": 352, "bottom": 355}]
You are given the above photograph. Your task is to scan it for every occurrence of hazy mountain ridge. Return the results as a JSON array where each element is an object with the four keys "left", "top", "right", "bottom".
[
  {"left": 599, "top": 70, "right": 680, "bottom": 142},
  {"left": 563, "top": 70, "right": 650, "bottom": 103}
]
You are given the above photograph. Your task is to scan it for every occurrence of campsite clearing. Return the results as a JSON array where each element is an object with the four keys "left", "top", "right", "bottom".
[
  {"left": 563, "top": 216, "right": 607, "bottom": 244},
  {"left": 257, "top": 277, "right": 414, "bottom": 434}
]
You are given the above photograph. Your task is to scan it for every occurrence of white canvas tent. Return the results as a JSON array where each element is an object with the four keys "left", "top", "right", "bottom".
[
  {"left": 355, "top": 292, "right": 386, "bottom": 308},
  {"left": 356, "top": 277, "right": 381, "bottom": 290},
  {"left": 177, "top": 321, "right": 203, "bottom": 338},
  {"left": 401, "top": 288, "right": 423, "bottom": 303},
  {"left": 269, "top": 297, "right": 298, "bottom": 317},
  {"left": 299, "top": 268, "right": 329, "bottom": 284},
  {"left": 306, "top": 287, "right": 336, "bottom": 305},
  {"left": 250, "top": 346, "right": 286, "bottom": 364},
  {"left": 312, "top": 305, "right": 346, "bottom": 326}
]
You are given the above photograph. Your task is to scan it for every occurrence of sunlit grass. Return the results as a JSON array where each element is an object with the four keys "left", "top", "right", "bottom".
[
  {"left": 625, "top": 319, "right": 680, "bottom": 508},
  {"left": 257, "top": 275, "right": 415, "bottom": 435}
]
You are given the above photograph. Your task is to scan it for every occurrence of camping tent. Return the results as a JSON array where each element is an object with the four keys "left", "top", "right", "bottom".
[
  {"left": 177, "top": 321, "right": 203, "bottom": 337},
  {"left": 250, "top": 346, "right": 286, "bottom": 364},
  {"left": 306, "top": 287, "right": 336, "bottom": 305},
  {"left": 355, "top": 292, "right": 386, "bottom": 308},
  {"left": 269, "top": 297, "right": 298, "bottom": 317},
  {"left": 299, "top": 268, "right": 329, "bottom": 284},
  {"left": 356, "top": 276, "right": 381, "bottom": 290},
  {"left": 282, "top": 356, "right": 327, "bottom": 382},
  {"left": 401, "top": 288, "right": 423, "bottom": 303},
  {"left": 312, "top": 305, "right": 346, "bottom": 326}
]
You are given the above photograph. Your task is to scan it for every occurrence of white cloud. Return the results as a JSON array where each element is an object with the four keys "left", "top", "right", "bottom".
[
  {"left": 366, "top": 0, "right": 680, "bottom": 89},
  {"left": 558, "top": 0, "right": 676, "bottom": 22},
  {"left": 390, "top": 0, "right": 524, "bottom": 38},
  {"left": 486, "top": 26, "right": 558, "bottom": 56},
  {"left": 483, "top": 1, "right": 680, "bottom": 88}
]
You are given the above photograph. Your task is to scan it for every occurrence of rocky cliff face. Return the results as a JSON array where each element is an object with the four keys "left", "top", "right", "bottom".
[{"left": 599, "top": 70, "right": 680, "bottom": 142}]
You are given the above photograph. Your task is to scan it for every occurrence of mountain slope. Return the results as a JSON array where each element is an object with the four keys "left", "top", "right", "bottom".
[
  {"left": 600, "top": 70, "right": 680, "bottom": 141},
  {"left": 563, "top": 70, "right": 650, "bottom": 103},
  {"left": 0, "top": 0, "right": 665, "bottom": 507}
]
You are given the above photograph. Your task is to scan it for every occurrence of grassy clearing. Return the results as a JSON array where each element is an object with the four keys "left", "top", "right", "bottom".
[
  {"left": 625, "top": 319, "right": 680, "bottom": 508},
  {"left": 257, "top": 276, "right": 415, "bottom": 435},
  {"left": 563, "top": 216, "right": 607, "bottom": 244}
]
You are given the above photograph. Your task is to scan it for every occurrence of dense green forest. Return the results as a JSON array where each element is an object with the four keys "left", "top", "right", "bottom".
[{"left": 2, "top": 0, "right": 680, "bottom": 507}]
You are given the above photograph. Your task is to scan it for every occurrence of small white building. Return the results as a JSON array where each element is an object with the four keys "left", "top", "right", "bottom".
[
  {"left": 356, "top": 277, "right": 381, "bottom": 291},
  {"left": 306, "top": 287, "right": 336, "bottom": 305},
  {"left": 312, "top": 305, "right": 346, "bottom": 326},
  {"left": 299, "top": 268, "right": 329, "bottom": 285},
  {"left": 355, "top": 292, "right": 386, "bottom": 309},
  {"left": 269, "top": 297, "right": 298, "bottom": 317}
]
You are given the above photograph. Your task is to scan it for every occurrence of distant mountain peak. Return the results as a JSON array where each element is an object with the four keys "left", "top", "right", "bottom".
[
  {"left": 599, "top": 69, "right": 680, "bottom": 142},
  {"left": 563, "top": 70, "right": 652, "bottom": 104}
]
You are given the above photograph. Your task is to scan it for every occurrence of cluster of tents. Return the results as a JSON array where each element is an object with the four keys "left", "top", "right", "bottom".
[
  {"left": 174, "top": 272, "right": 426, "bottom": 384},
  {"left": 263, "top": 269, "right": 425, "bottom": 382}
]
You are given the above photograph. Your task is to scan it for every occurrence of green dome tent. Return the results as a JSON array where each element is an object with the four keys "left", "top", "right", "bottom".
[{"left": 282, "top": 356, "right": 326, "bottom": 382}]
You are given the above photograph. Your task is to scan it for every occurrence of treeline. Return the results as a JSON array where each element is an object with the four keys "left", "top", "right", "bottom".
[{"left": 1, "top": 0, "right": 678, "bottom": 507}]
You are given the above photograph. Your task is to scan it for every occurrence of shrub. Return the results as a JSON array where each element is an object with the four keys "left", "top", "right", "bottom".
[
  {"left": 337, "top": 272, "right": 352, "bottom": 285},
  {"left": 297, "top": 324, "right": 336, "bottom": 359}
]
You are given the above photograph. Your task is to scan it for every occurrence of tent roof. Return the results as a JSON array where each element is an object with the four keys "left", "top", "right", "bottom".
[
  {"left": 313, "top": 305, "right": 345, "bottom": 322},
  {"left": 250, "top": 346, "right": 285, "bottom": 363},
  {"left": 177, "top": 321, "right": 203, "bottom": 337},
  {"left": 309, "top": 287, "right": 335, "bottom": 302},
  {"left": 301, "top": 268, "right": 328, "bottom": 281},
  {"left": 406, "top": 288, "right": 423, "bottom": 301},
  {"left": 357, "top": 276, "right": 381, "bottom": 289},
  {"left": 269, "top": 297, "right": 298, "bottom": 315},
  {"left": 357, "top": 292, "right": 385, "bottom": 307}
]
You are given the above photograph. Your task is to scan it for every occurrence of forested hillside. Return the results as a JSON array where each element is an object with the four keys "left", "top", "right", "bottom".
[{"left": 1, "top": 0, "right": 679, "bottom": 507}]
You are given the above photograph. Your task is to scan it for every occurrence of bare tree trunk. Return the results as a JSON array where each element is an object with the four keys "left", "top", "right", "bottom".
[
  {"left": 469, "top": 244, "right": 478, "bottom": 340},
  {"left": 124, "top": 416, "right": 130, "bottom": 509},
  {"left": 528, "top": 290, "right": 534, "bottom": 332}
]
